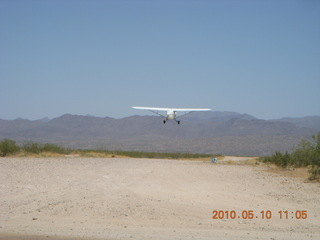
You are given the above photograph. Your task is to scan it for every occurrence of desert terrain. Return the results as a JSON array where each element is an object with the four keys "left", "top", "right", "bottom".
[{"left": 0, "top": 157, "right": 319, "bottom": 240}]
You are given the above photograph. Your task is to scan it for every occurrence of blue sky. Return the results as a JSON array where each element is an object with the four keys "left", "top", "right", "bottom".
[{"left": 1, "top": 0, "right": 319, "bottom": 120}]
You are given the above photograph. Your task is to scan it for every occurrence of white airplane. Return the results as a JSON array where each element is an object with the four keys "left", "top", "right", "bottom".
[{"left": 132, "top": 106, "right": 211, "bottom": 124}]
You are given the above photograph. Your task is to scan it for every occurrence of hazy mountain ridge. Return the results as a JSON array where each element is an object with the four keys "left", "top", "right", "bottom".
[
  {"left": 0, "top": 112, "right": 319, "bottom": 155},
  {"left": 272, "top": 116, "right": 320, "bottom": 131}
]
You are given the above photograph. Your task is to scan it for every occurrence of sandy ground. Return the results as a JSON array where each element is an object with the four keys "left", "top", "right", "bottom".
[{"left": 0, "top": 157, "right": 319, "bottom": 240}]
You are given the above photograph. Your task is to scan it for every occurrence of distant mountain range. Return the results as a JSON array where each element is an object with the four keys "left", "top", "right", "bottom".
[{"left": 0, "top": 112, "right": 319, "bottom": 156}]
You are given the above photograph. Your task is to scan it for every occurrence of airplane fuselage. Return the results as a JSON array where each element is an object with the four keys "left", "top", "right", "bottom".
[{"left": 166, "top": 110, "right": 176, "bottom": 120}]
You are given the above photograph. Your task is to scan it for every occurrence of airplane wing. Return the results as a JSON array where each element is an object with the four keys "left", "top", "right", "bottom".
[
  {"left": 132, "top": 106, "right": 169, "bottom": 117},
  {"left": 132, "top": 106, "right": 170, "bottom": 111},
  {"left": 171, "top": 108, "right": 211, "bottom": 112},
  {"left": 132, "top": 106, "right": 211, "bottom": 112}
]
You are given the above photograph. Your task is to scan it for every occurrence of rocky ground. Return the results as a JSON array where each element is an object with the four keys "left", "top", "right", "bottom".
[{"left": 1, "top": 157, "right": 319, "bottom": 240}]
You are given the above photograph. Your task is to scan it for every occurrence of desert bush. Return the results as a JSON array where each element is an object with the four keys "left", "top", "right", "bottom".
[
  {"left": 308, "top": 134, "right": 320, "bottom": 181},
  {"left": 0, "top": 139, "right": 20, "bottom": 156},
  {"left": 309, "top": 165, "right": 320, "bottom": 181},
  {"left": 22, "top": 142, "right": 71, "bottom": 154},
  {"left": 42, "top": 143, "right": 72, "bottom": 154},
  {"left": 22, "top": 142, "right": 42, "bottom": 153},
  {"left": 290, "top": 139, "right": 314, "bottom": 167},
  {"left": 261, "top": 133, "right": 320, "bottom": 181}
]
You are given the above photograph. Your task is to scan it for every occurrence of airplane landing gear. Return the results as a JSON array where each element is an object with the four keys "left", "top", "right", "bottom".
[{"left": 163, "top": 119, "right": 181, "bottom": 124}]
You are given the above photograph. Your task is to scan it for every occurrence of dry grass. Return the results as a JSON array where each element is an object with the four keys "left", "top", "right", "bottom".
[
  {"left": 217, "top": 156, "right": 312, "bottom": 180},
  {"left": 217, "top": 156, "right": 259, "bottom": 165},
  {"left": 5, "top": 149, "right": 215, "bottom": 161},
  {"left": 265, "top": 164, "right": 311, "bottom": 180},
  {"left": 77, "top": 151, "right": 129, "bottom": 158},
  {"left": 13, "top": 152, "right": 65, "bottom": 158}
]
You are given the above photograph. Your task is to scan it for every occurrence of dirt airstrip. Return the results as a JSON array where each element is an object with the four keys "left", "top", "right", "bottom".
[{"left": 0, "top": 157, "right": 319, "bottom": 240}]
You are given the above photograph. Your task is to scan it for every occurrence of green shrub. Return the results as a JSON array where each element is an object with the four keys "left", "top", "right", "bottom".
[
  {"left": 22, "top": 142, "right": 42, "bottom": 153},
  {"left": 22, "top": 142, "right": 71, "bottom": 155},
  {"left": 309, "top": 165, "right": 320, "bottom": 181},
  {"left": 290, "top": 139, "right": 314, "bottom": 167},
  {"left": 308, "top": 133, "right": 320, "bottom": 181},
  {"left": 42, "top": 143, "right": 71, "bottom": 154},
  {"left": 260, "top": 133, "right": 320, "bottom": 181},
  {"left": 0, "top": 139, "right": 20, "bottom": 156}
]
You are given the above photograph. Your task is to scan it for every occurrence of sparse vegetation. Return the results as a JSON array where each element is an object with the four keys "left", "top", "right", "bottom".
[
  {"left": 22, "top": 142, "right": 43, "bottom": 154},
  {"left": 0, "top": 139, "right": 20, "bottom": 156},
  {"left": 260, "top": 133, "right": 320, "bottom": 181},
  {"left": 78, "top": 149, "right": 214, "bottom": 159},
  {"left": 0, "top": 139, "right": 72, "bottom": 156},
  {"left": 22, "top": 142, "right": 72, "bottom": 154},
  {"left": 42, "top": 143, "right": 72, "bottom": 154},
  {"left": 0, "top": 139, "right": 214, "bottom": 159}
]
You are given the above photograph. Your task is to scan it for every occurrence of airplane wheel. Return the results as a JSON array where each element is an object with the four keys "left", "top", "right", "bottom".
[
  {"left": 178, "top": 121, "right": 180, "bottom": 124},
  {"left": 163, "top": 120, "right": 166, "bottom": 124}
]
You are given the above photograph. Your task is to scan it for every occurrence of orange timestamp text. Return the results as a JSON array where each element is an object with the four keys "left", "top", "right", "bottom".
[{"left": 212, "top": 210, "right": 308, "bottom": 220}]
